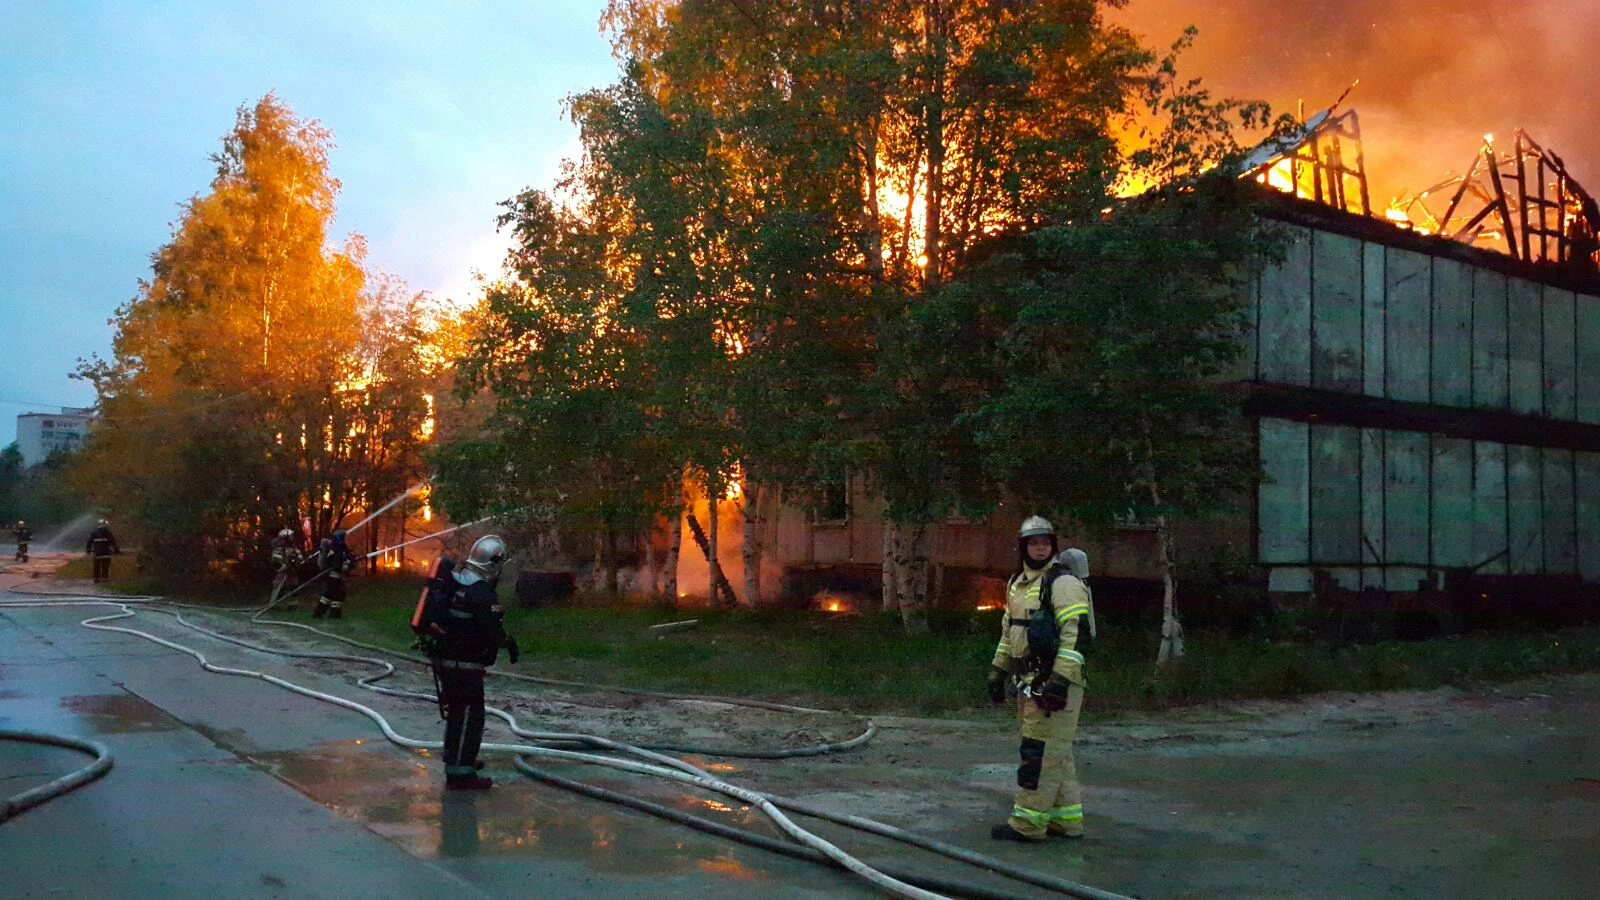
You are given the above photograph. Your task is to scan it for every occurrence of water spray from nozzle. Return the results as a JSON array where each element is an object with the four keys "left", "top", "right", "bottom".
[
  {"left": 342, "top": 479, "right": 431, "bottom": 538},
  {"left": 364, "top": 516, "right": 495, "bottom": 559}
]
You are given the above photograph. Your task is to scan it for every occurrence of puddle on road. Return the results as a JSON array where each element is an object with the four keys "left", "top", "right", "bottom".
[
  {"left": 254, "top": 739, "right": 773, "bottom": 882},
  {"left": 58, "top": 692, "right": 182, "bottom": 732}
]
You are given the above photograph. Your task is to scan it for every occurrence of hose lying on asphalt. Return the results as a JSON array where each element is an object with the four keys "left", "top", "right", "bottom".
[
  {"left": 5, "top": 582, "right": 876, "bottom": 757},
  {"left": 0, "top": 729, "right": 114, "bottom": 823},
  {"left": 1, "top": 593, "right": 1130, "bottom": 899},
  {"left": 0, "top": 598, "right": 941, "bottom": 900},
  {"left": 514, "top": 759, "right": 1023, "bottom": 900},
  {"left": 140, "top": 605, "right": 1124, "bottom": 899}
]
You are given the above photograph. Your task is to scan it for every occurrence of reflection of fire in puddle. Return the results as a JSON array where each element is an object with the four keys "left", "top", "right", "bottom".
[
  {"left": 58, "top": 693, "right": 181, "bottom": 732},
  {"left": 698, "top": 850, "right": 766, "bottom": 881}
]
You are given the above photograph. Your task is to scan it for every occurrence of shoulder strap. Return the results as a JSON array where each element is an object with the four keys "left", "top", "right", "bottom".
[{"left": 1037, "top": 563, "right": 1063, "bottom": 613}]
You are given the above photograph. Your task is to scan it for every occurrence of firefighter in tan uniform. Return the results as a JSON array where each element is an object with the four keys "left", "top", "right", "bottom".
[{"left": 986, "top": 516, "right": 1094, "bottom": 842}]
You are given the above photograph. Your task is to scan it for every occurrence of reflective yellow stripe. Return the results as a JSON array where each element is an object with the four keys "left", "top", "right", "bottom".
[
  {"left": 1058, "top": 649, "right": 1085, "bottom": 664},
  {"left": 1011, "top": 805, "right": 1049, "bottom": 826},
  {"left": 1048, "top": 804, "right": 1083, "bottom": 821},
  {"left": 1053, "top": 604, "right": 1089, "bottom": 623}
]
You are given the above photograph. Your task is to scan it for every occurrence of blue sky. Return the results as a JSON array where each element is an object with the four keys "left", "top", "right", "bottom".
[{"left": 0, "top": 1, "right": 618, "bottom": 445}]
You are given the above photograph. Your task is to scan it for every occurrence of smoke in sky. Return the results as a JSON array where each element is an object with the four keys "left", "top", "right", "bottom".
[{"left": 1112, "top": 0, "right": 1600, "bottom": 205}]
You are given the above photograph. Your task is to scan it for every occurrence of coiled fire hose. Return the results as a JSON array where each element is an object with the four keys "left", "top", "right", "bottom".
[{"left": 1, "top": 590, "right": 1129, "bottom": 899}]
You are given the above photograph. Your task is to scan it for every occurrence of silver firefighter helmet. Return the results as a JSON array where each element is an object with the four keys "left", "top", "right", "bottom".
[
  {"left": 1017, "top": 515, "right": 1054, "bottom": 539},
  {"left": 454, "top": 534, "right": 508, "bottom": 586}
]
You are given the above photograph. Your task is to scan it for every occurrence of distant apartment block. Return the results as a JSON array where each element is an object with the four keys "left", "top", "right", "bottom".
[{"left": 15, "top": 408, "right": 93, "bottom": 466}]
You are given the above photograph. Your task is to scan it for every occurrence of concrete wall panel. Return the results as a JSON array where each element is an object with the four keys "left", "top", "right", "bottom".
[
  {"left": 1258, "top": 226, "right": 1312, "bottom": 386},
  {"left": 1312, "top": 231, "right": 1363, "bottom": 392},
  {"left": 1385, "top": 248, "right": 1431, "bottom": 402},
  {"left": 1508, "top": 279, "right": 1543, "bottom": 415}
]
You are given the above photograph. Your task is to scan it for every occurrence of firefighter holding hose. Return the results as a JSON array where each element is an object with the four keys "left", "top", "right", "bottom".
[
  {"left": 312, "top": 529, "right": 356, "bottom": 619},
  {"left": 13, "top": 521, "right": 32, "bottom": 562},
  {"left": 86, "top": 519, "right": 120, "bottom": 583},
  {"left": 268, "top": 528, "right": 304, "bottom": 608},
  {"left": 986, "top": 516, "right": 1094, "bottom": 842},
  {"left": 412, "top": 535, "right": 520, "bottom": 790}
]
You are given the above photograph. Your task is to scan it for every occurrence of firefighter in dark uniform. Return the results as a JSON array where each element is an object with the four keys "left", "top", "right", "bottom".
[
  {"left": 86, "top": 519, "right": 120, "bottom": 582},
  {"left": 312, "top": 529, "right": 357, "bottom": 619},
  {"left": 413, "top": 535, "right": 520, "bottom": 790},
  {"left": 13, "top": 521, "right": 32, "bottom": 562}
]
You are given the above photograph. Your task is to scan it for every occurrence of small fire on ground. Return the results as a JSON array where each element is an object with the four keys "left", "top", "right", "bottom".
[{"left": 814, "top": 591, "right": 855, "bottom": 614}]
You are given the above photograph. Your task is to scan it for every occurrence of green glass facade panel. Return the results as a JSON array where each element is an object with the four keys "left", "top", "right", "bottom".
[
  {"left": 1430, "top": 259, "right": 1472, "bottom": 407},
  {"left": 1507, "top": 279, "right": 1543, "bottom": 415},
  {"left": 1430, "top": 438, "right": 1473, "bottom": 567},
  {"left": 1578, "top": 295, "right": 1600, "bottom": 424},
  {"left": 1385, "top": 249, "right": 1430, "bottom": 403},
  {"left": 1259, "top": 418, "right": 1310, "bottom": 564},
  {"left": 1472, "top": 441, "right": 1509, "bottom": 575},
  {"left": 1543, "top": 448, "right": 1576, "bottom": 574},
  {"left": 1507, "top": 444, "right": 1544, "bottom": 573},
  {"left": 1471, "top": 268, "right": 1509, "bottom": 411},
  {"left": 1578, "top": 452, "right": 1600, "bottom": 582},
  {"left": 1361, "top": 427, "right": 1386, "bottom": 587},
  {"left": 1384, "top": 430, "right": 1429, "bottom": 586},
  {"left": 1312, "top": 231, "right": 1363, "bottom": 392},
  {"left": 1258, "top": 226, "right": 1312, "bottom": 386},
  {"left": 1543, "top": 289, "right": 1577, "bottom": 421},
  {"left": 1310, "top": 424, "right": 1361, "bottom": 564},
  {"left": 1362, "top": 241, "right": 1386, "bottom": 398}
]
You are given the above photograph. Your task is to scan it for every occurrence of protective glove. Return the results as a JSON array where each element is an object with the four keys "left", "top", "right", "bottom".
[
  {"left": 986, "top": 666, "right": 1009, "bottom": 705},
  {"left": 1035, "top": 673, "right": 1071, "bottom": 713},
  {"left": 504, "top": 635, "right": 521, "bottom": 665}
]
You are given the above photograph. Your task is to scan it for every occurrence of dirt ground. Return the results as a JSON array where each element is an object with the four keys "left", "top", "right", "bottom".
[{"left": 8, "top": 555, "right": 1599, "bottom": 898}]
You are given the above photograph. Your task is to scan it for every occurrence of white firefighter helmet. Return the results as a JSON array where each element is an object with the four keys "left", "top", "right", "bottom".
[
  {"left": 1058, "top": 547, "right": 1090, "bottom": 580},
  {"left": 97, "top": 518, "right": 108, "bottom": 527},
  {"left": 454, "top": 534, "right": 508, "bottom": 586},
  {"left": 277, "top": 528, "right": 294, "bottom": 539},
  {"left": 1018, "top": 516, "right": 1055, "bottom": 540}
]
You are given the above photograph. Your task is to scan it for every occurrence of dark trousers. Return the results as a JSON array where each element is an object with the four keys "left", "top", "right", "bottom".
[
  {"left": 92, "top": 555, "right": 112, "bottom": 581},
  {"left": 437, "top": 664, "right": 486, "bottom": 777}
]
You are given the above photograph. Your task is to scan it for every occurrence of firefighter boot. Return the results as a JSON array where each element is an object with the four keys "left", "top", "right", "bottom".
[
  {"left": 329, "top": 602, "right": 343, "bottom": 620},
  {"left": 313, "top": 598, "right": 330, "bottom": 619},
  {"left": 990, "top": 823, "right": 1046, "bottom": 843},
  {"left": 446, "top": 773, "right": 493, "bottom": 791}
]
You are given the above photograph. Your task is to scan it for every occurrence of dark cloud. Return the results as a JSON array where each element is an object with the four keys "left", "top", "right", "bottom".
[{"left": 1112, "top": 0, "right": 1600, "bottom": 204}]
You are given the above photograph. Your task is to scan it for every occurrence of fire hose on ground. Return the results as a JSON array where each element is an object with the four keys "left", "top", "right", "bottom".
[
  {"left": 0, "top": 728, "right": 114, "bottom": 824},
  {"left": 1, "top": 590, "right": 1130, "bottom": 899}
]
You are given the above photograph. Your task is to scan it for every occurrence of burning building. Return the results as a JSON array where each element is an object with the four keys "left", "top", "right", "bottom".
[
  {"left": 1237, "top": 103, "right": 1600, "bottom": 616},
  {"left": 751, "top": 100, "right": 1600, "bottom": 622}
]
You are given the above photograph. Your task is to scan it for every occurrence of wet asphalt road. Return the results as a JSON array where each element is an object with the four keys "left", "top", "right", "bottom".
[{"left": 0, "top": 581, "right": 851, "bottom": 899}]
